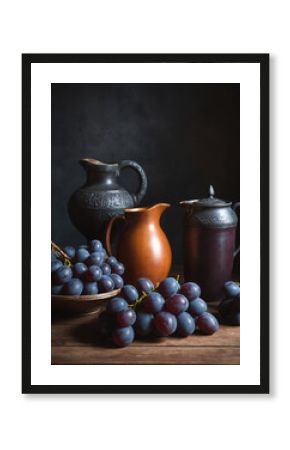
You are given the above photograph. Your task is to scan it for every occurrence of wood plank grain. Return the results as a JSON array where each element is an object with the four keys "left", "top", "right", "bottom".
[
  {"left": 51, "top": 345, "right": 240, "bottom": 365},
  {"left": 52, "top": 324, "right": 240, "bottom": 348}
]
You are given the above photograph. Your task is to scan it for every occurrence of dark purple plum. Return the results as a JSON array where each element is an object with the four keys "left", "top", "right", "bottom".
[
  {"left": 165, "top": 294, "right": 189, "bottom": 315},
  {"left": 142, "top": 292, "right": 165, "bottom": 314},
  {"left": 111, "top": 274, "right": 124, "bottom": 289},
  {"left": 136, "top": 277, "right": 154, "bottom": 295},
  {"left": 75, "top": 248, "right": 90, "bottom": 263},
  {"left": 100, "top": 263, "right": 111, "bottom": 276},
  {"left": 158, "top": 277, "right": 180, "bottom": 298},
  {"left": 62, "top": 278, "right": 83, "bottom": 295},
  {"left": 89, "top": 240, "right": 103, "bottom": 253},
  {"left": 188, "top": 298, "right": 208, "bottom": 317},
  {"left": 122, "top": 285, "right": 139, "bottom": 304},
  {"left": 134, "top": 312, "right": 155, "bottom": 337},
  {"left": 98, "top": 275, "right": 114, "bottom": 293},
  {"left": 116, "top": 309, "right": 137, "bottom": 327},
  {"left": 83, "top": 282, "right": 98, "bottom": 295},
  {"left": 72, "top": 262, "right": 88, "bottom": 278},
  {"left": 53, "top": 265, "right": 73, "bottom": 285},
  {"left": 111, "top": 261, "right": 125, "bottom": 275},
  {"left": 176, "top": 312, "right": 196, "bottom": 337},
  {"left": 106, "top": 297, "right": 129, "bottom": 315},
  {"left": 153, "top": 311, "right": 177, "bottom": 337},
  {"left": 63, "top": 246, "right": 75, "bottom": 259},
  {"left": 179, "top": 282, "right": 201, "bottom": 300},
  {"left": 85, "top": 265, "right": 102, "bottom": 282},
  {"left": 196, "top": 312, "right": 219, "bottom": 335},
  {"left": 112, "top": 326, "right": 135, "bottom": 347}
]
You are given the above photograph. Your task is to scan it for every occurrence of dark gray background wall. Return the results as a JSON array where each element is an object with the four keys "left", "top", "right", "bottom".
[{"left": 52, "top": 83, "right": 240, "bottom": 265}]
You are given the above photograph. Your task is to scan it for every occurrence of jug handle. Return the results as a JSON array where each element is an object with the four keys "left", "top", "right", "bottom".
[
  {"left": 233, "top": 202, "right": 240, "bottom": 258},
  {"left": 119, "top": 160, "right": 147, "bottom": 206},
  {"left": 105, "top": 215, "right": 125, "bottom": 256}
]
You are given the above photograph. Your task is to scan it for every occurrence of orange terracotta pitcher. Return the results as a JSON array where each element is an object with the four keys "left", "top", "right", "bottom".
[{"left": 105, "top": 203, "right": 172, "bottom": 286}]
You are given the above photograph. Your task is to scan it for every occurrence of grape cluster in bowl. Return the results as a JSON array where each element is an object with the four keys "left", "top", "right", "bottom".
[
  {"left": 51, "top": 240, "right": 125, "bottom": 296},
  {"left": 97, "top": 277, "right": 220, "bottom": 347}
]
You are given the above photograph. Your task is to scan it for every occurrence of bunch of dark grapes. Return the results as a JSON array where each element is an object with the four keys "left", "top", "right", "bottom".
[
  {"left": 218, "top": 281, "right": 240, "bottom": 325},
  {"left": 51, "top": 240, "right": 125, "bottom": 296},
  {"left": 97, "top": 277, "right": 220, "bottom": 347}
]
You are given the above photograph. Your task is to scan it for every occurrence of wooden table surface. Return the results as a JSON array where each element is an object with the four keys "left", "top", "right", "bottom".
[{"left": 51, "top": 306, "right": 240, "bottom": 365}]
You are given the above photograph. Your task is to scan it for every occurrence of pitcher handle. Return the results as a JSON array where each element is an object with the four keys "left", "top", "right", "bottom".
[
  {"left": 105, "top": 215, "right": 125, "bottom": 256},
  {"left": 119, "top": 160, "right": 147, "bottom": 206},
  {"left": 233, "top": 202, "right": 240, "bottom": 258}
]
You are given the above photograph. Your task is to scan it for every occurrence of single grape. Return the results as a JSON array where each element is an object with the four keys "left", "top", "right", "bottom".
[
  {"left": 188, "top": 297, "right": 208, "bottom": 317},
  {"left": 136, "top": 277, "right": 154, "bottom": 295},
  {"left": 142, "top": 292, "right": 165, "bottom": 314},
  {"left": 232, "top": 295, "right": 240, "bottom": 312},
  {"left": 112, "top": 326, "right": 135, "bottom": 347},
  {"left": 158, "top": 277, "right": 180, "bottom": 298},
  {"left": 134, "top": 312, "right": 155, "bottom": 337},
  {"left": 89, "top": 239, "right": 103, "bottom": 252},
  {"left": 83, "top": 282, "right": 98, "bottom": 295},
  {"left": 53, "top": 265, "right": 73, "bottom": 284},
  {"left": 179, "top": 282, "right": 201, "bottom": 300},
  {"left": 85, "top": 265, "right": 102, "bottom": 282},
  {"left": 98, "top": 275, "right": 115, "bottom": 292},
  {"left": 221, "top": 311, "right": 240, "bottom": 326},
  {"left": 72, "top": 262, "right": 88, "bottom": 278},
  {"left": 75, "top": 248, "right": 90, "bottom": 263},
  {"left": 62, "top": 278, "right": 83, "bottom": 295},
  {"left": 116, "top": 309, "right": 137, "bottom": 327},
  {"left": 51, "top": 284, "right": 63, "bottom": 295},
  {"left": 218, "top": 298, "right": 234, "bottom": 317},
  {"left": 86, "top": 251, "right": 104, "bottom": 267},
  {"left": 79, "top": 244, "right": 88, "bottom": 249},
  {"left": 224, "top": 281, "right": 240, "bottom": 297},
  {"left": 51, "top": 250, "right": 59, "bottom": 261},
  {"left": 100, "top": 263, "right": 111, "bottom": 276},
  {"left": 122, "top": 284, "right": 139, "bottom": 304},
  {"left": 51, "top": 260, "right": 63, "bottom": 273},
  {"left": 153, "top": 311, "right": 177, "bottom": 337},
  {"left": 106, "top": 297, "right": 129, "bottom": 315},
  {"left": 111, "top": 261, "right": 125, "bottom": 275},
  {"left": 63, "top": 246, "right": 75, "bottom": 259},
  {"left": 176, "top": 312, "right": 196, "bottom": 337},
  {"left": 196, "top": 312, "right": 219, "bottom": 335},
  {"left": 106, "top": 256, "right": 118, "bottom": 266},
  {"left": 111, "top": 274, "right": 124, "bottom": 289},
  {"left": 97, "top": 312, "right": 114, "bottom": 338},
  {"left": 165, "top": 294, "right": 189, "bottom": 315}
]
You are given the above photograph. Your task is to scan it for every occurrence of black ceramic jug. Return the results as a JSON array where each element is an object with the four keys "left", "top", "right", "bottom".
[{"left": 68, "top": 158, "right": 147, "bottom": 240}]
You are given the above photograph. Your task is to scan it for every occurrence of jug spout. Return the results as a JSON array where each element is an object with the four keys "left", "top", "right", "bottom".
[
  {"left": 149, "top": 203, "right": 171, "bottom": 219},
  {"left": 125, "top": 203, "right": 170, "bottom": 221}
]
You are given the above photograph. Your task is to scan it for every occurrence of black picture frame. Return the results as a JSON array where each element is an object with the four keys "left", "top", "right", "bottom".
[{"left": 22, "top": 53, "right": 269, "bottom": 394}]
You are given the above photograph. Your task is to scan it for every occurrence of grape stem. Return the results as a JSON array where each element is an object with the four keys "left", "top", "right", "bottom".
[{"left": 51, "top": 240, "right": 72, "bottom": 266}]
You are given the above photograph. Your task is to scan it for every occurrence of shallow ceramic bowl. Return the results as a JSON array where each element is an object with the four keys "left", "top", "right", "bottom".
[{"left": 51, "top": 288, "right": 121, "bottom": 315}]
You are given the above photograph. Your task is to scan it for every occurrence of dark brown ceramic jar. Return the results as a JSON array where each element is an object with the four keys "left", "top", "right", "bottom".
[{"left": 180, "top": 186, "right": 240, "bottom": 302}]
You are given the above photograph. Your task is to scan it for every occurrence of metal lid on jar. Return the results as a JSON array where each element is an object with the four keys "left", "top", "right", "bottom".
[{"left": 180, "top": 185, "right": 232, "bottom": 208}]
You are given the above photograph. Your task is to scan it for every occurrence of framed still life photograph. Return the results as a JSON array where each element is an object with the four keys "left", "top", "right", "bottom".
[{"left": 22, "top": 53, "right": 269, "bottom": 394}]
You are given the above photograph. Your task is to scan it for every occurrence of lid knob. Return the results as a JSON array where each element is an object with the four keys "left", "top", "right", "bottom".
[{"left": 209, "top": 185, "right": 215, "bottom": 198}]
